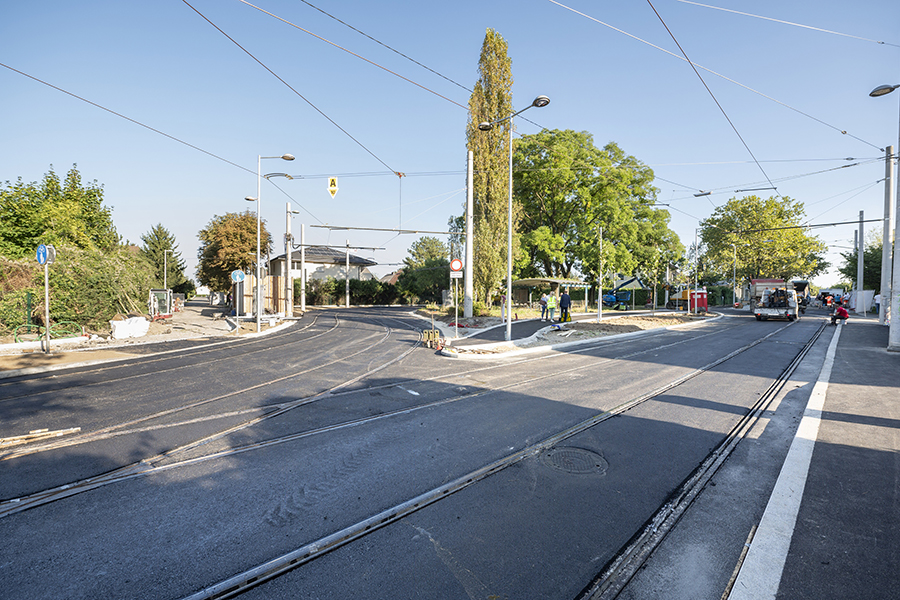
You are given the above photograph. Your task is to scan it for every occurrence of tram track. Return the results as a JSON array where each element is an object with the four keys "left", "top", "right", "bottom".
[
  {"left": 0, "top": 313, "right": 335, "bottom": 401},
  {"left": 169, "top": 319, "right": 825, "bottom": 600},
  {"left": 0, "top": 319, "right": 410, "bottom": 463},
  {"left": 1, "top": 316, "right": 818, "bottom": 600},
  {"left": 0, "top": 316, "right": 773, "bottom": 515}
]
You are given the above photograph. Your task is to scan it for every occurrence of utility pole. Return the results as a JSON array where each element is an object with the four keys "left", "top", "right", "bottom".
[
  {"left": 345, "top": 240, "right": 350, "bottom": 308},
  {"left": 881, "top": 146, "right": 895, "bottom": 326},
  {"left": 285, "top": 203, "right": 293, "bottom": 317},
  {"left": 857, "top": 211, "right": 865, "bottom": 315},
  {"left": 300, "top": 224, "right": 306, "bottom": 312},
  {"left": 465, "top": 150, "right": 474, "bottom": 318},
  {"left": 597, "top": 227, "right": 603, "bottom": 322}
]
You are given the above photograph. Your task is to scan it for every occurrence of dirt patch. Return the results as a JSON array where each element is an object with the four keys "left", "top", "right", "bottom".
[{"left": 449, "top": 314, "right": 707, "bottom": 355}]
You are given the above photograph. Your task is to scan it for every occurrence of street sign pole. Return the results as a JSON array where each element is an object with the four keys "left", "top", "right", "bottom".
[
  {"left": 455, "top": 277, "right": 458, "bottom": 339},
  {"left": 36, "top": 244, "right": 55, "bottom": 353},
  {"left": 43, "top": 261, "right": 50, "bottom": 353}
]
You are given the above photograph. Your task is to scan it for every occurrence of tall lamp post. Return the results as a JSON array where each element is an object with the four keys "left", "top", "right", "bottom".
[
  {"left": 869, "top": 84, "right": 900, "bottom": 350},
  {"left": 163, "top": 249, "right": 172, "bottom": 290},
  {"left": 478, "top": 95, "right": 550, "bottom": 341},
  {"left": 245, "top": 154, "right": 294, "bottom": 333},
  {"left": 730, "top": 243, "right": 737, "bottom": 306}
]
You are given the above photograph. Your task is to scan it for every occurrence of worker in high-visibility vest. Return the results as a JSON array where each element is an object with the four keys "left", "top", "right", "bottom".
[{"left": 546, "top": 292, "right": 557, "bottom": 322}]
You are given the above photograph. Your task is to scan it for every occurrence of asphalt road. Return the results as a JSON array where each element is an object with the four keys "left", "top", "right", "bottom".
[{"left": 0, "top": 306, "right": 831, "bottom": 599}]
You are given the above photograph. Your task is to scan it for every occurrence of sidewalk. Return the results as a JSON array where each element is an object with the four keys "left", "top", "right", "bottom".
[
  {"left": 737, "top": 318, "right": 900, "bottom": 599},
  {"left": 716, "top": 317, "right": 900, "bottom": 599},
  {"left": 0, "top": 299, "right": 280, "bottom": 377}
]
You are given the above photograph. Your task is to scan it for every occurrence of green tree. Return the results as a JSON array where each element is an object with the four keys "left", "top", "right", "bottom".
[
  {"left": 404, "top": 236, "right": 448, "bottom": 269},
  {"left": 397, "top": 258, "right": 449, "bottom": 304},
  {"left": 466, "top": 28, "right": 514, "bottom": 303},
  {"left": 836, "top": 236, "right": 882, "bottom": 291},
  {"left": 197, "top": 211, "right": 272, "bottom": 292},
  {"left": 141, "top": 224, "right": 187, "bottom": 290},
  {"left": 700, "top": 196, "right": 828, "bottom": 283},
  {"left": 514, "top": 131, "right": 682, "bottom": 287},
  {"left": 0, "top": 165, "right": 117, "bottom": 259}
]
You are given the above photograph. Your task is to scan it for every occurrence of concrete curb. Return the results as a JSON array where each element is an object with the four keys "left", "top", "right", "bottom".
[{"left": 439, "top": 312, "right": 723, "bottom": 360}]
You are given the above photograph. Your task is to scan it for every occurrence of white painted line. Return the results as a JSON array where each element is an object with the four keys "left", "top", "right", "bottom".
[{"left": 727, "top": 324, "right": 842, "bottom": 599}]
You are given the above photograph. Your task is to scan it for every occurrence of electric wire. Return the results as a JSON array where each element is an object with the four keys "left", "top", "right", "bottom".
[
  {"left": 252, "top": 0, "right": 545, "bottom": 130},
  {"left": 0, "top": 61, "right": 253, "bottom": 176},
  {"left": 646, "top": 0, "right": 781, "bottom": 198},
  {"left": 546, "top": 0, "right": 883, "bottom": 151},
  {"left": 181, "top": 0, "right": 397, "bottom": 175},
  {"left": 805, "top": 180, "right": 884, "bottom": 222},
  {"left": 295, "top": 0, "right": 472, "bottom": 94},
  {"left": 238, "top": 0, "right": 468, "bottom": 111},
  {"left": 675, "top": 0, "right": 900, "bottom": 48}
]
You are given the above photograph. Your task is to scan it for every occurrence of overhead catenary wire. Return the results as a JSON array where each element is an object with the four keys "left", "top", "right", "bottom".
[
  {"left": 546, "top": 0, "right": 884, "bottom": 151},
  {"left": 181, "top": 0, "right": 398, "bottom": 175},
  {"left": 237, "top": 0, "right": 468, "bottom": 111},
  {"left": 0, "top": 61, "right": 325, "bottom": 223},
  {"left": 646, "top": 0, "right": 783, "bottom": 199},
  {"left": 675, "top": 0, "right": 900, "bottom": 48},
  {"left": 290, "top": 0, "right": 545, "bottom": 131}
]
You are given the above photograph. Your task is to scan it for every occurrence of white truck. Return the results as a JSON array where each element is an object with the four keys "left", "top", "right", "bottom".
[{"left": 754, "top": 287, "right": 800, "bottom": 321}]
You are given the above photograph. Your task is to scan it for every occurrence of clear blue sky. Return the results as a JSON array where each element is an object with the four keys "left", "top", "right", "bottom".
[{"left": 2, "top": 0, "right": 898, "bottom": 287}]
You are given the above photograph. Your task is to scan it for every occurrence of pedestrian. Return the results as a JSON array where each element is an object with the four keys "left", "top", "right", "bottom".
[
  {"left": 874, "top": 292, "right": 881, "bottom": 315},
  {"left": 831, "top": 304, "right": 849, "bottom": 326},
  {"left": 539, "top": 293, "right": 548, "bottom": 321},
  {"left": 546, "top": 292, "right": 557, "bottom": 322},
  {"left": 560, "top": 288, "right": 571, "bottom": 322}
]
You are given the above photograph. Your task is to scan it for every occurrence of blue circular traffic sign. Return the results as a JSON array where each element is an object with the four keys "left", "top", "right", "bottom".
[
  {"left": 36, "top": 244, "right": 48, "bottom": 265},
  {"left": 231, "top": 270, "right": 246, "bottom": 283}
]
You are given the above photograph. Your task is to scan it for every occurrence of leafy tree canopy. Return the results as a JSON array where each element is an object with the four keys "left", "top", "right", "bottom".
[
  {"left": 0, "top": 165, "right": 118, "bottom": 259},
  {"left": 197, "top": 211, "right": 272, "bottom": 292},
  {"left": 700, "top": 196, "right": 828, "bottom": 283},
  {"left": 836, "top": 234, "right": 882, "bottom": 291},
  {"left": 514, "top": 131, "right": 682, "bottom": 286}
]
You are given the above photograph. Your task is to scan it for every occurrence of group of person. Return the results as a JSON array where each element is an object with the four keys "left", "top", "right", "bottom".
[{"left": 538, "top": 289, "right": 571, "bottom": 322}]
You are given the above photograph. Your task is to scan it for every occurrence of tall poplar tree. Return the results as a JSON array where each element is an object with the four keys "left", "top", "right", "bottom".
[{"left": 466, "top": 28, "right": 514, "bottom": 303}]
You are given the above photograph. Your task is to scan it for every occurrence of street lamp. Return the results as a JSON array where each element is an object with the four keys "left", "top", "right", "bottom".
[
  {"left": 730, "top": 243, "right": 737, "bottom": 306},
  {"left": 478, "top": 95, "right": 550, "bottom": 341},
  {"left": 163, "top": 249, "right": 173, "bottom": 290},
  {"left": 869, "top": 84, "right": 900, "bottom": 350},
  {"left": 245, "top": 154, "right": 294, "bottom": 333}
]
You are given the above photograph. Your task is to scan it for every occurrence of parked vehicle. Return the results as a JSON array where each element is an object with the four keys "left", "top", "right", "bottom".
[{"left": 754, "top": 287, "right": 800, "bottom": 321}]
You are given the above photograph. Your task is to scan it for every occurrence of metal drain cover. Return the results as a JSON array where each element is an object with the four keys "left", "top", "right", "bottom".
[{"left": 541, "top": 447, "right": 608, "bottom": 475}]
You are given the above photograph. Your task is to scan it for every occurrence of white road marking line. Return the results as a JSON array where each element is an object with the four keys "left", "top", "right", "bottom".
[{"left": 727, "top": 324, "right": 841, "bottom": 599}]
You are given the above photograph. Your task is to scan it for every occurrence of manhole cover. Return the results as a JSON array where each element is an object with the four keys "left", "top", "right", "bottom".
[{"left": 541, "top": 447, "right": 608, "bottom": 475}]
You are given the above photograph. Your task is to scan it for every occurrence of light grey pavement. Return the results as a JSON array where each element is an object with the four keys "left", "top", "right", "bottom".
[{"left": 616, "top": 314, "right": 900, "bottom": 600}]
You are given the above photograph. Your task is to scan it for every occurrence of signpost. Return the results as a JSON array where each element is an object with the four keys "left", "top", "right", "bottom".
[
  {"left": 231, "top": 270, "right": 245, "bottom": 335},
  {"left": 450, "top": 259, "right": 463, "bottom": 338},
  {"left": 36, "top": 244, "right": 55, "bottom": 353}
]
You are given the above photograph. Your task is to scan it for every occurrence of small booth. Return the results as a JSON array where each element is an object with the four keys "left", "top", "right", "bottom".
[
  {"left": 691, "top": 289, "right": 708, "bottom": 312},
  {"left": 148, "top": 289, "right": 173, "bottom": 320}
]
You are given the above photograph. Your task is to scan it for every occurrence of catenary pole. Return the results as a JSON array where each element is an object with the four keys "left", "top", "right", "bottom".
[
  {"left": 300, "top": 224, "right": 306, "bottom": 313},
  {"left": 857, "top": 211, "right": 865, "bottom": 315},
  {"left": 465, "top": 150, "right": 474, "bottom": 318},
  {"left": 881, "top": 146, "right": 894, "bottom": 326}
]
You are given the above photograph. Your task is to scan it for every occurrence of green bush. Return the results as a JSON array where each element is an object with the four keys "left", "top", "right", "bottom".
[{"left": 0, "top": 245, "right": 156, "bottom": 333}]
